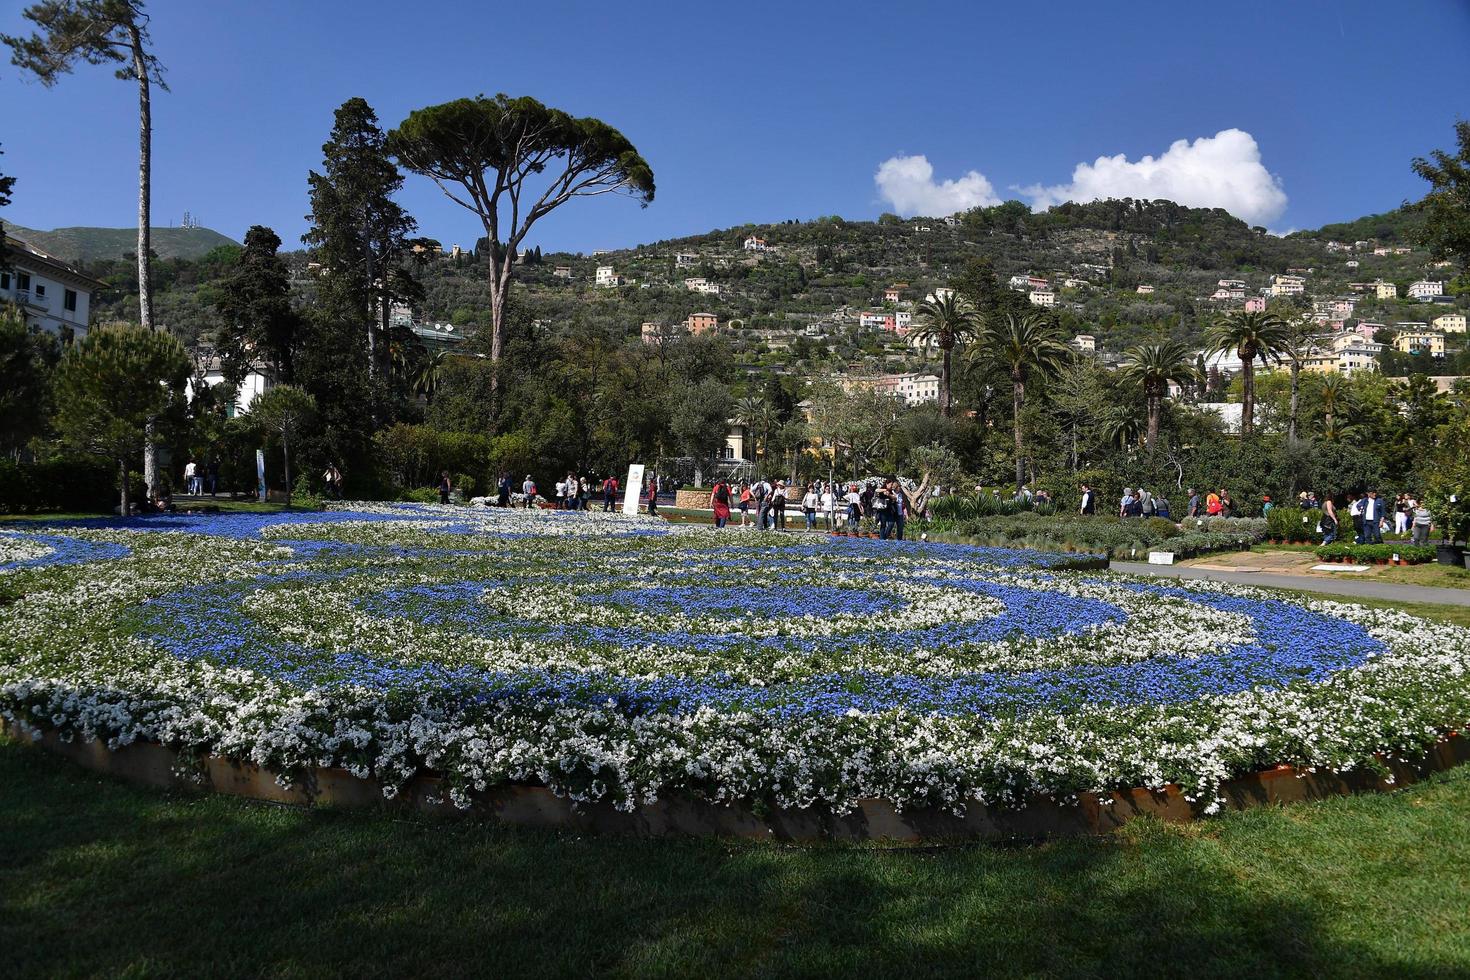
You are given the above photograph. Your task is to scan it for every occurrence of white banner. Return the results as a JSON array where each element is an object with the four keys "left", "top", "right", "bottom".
[
  {"left": 622, "top": 464, "right": 645, "bottom": 516},
  {"left": 256, "top": 449, "right": 267, "bottom": 503}
]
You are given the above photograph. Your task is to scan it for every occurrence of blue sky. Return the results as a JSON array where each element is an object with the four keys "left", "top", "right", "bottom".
[{"left": 2, "top": 0, "right": 1467, "bottom": 254}]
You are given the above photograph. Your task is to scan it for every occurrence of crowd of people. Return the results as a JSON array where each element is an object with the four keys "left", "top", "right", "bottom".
[
  {"left": 706, "top": 477, "right": 930, "bottom": 539},
  {"left": 1076, "top": 481, "right": 1437, "bottom": 547}
]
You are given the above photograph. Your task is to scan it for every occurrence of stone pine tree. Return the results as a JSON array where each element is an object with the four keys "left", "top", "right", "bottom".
[
  {"left": 247, "top": 385, "right": 316, "bottom": 508},
  {"left": 214, "top": 226, "right": 297, "bottom": 387},
  {"left": 388, "top": 94, "right": 654, "bottom": 407},
  {"left": 303, "top": 97, "right": 419, "bottom": 384},
  {"left": 53, "top": 325, "right": 189, "bottom": 514},
  {"left": 4, "top": 1, "right": 166, "bottom": 329}
]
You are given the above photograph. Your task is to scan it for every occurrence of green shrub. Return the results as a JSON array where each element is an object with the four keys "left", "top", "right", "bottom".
[
  {"left": 1144, "top": 517, "right": 1181, "bottom": 539},
  {"left": 1266, "top": 506, "right": 1317, "bottom": 543},
  {"left": 1314, "top": 543, "right": 1436, "bottom": 564},
  {"left": 0, "top": 456, "right": 123, "bottom": 513}
]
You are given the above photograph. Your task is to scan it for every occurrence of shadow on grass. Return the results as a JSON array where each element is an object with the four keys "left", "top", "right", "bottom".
[{"left": 2, "top": 740, "right": 1466, "bottom": 978}]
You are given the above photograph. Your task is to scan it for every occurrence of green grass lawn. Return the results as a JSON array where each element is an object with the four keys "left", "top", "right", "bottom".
[{"left": 4, "top": 734, "right": 1470, "bottom": 977}]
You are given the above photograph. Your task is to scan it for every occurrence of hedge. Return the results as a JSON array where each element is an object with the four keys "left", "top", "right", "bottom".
[
  {"left": 1313, "top": 543, "right": 1438, "bottom": 565},
  {"left": 0, "top": 456, "right": 123, "bottom": 514}
]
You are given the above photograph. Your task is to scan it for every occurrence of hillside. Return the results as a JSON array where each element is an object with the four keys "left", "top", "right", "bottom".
[
  {"left": 5, "top": 223, "right": 238, "bottom": 262},
  {"left": 79, "top": 198, "right": 1463, "bottom": 377}
]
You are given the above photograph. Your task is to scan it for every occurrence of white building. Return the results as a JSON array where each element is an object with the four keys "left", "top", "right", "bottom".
[
  {"left": 924, "top": 287, "right": 956, "bottom": 305},
  {"left": 1028, "top": 289, "right": 1057, "bottom": 307},
  {"left": 1408, "top": 280, "right": 1444, "bottom": 300},
  {"left": 674, "top": 252, "right": 698, "bottom": 268},
  {"left": 1072, "top": 334, "right": 1096, "bottom": 352},
  {"left": 1135, "top": 284, "right": 1155, "bottom": 295},
  {"left": 1, "top": 235, "right": 105, "bottom": 341},
  {"left": 1375, "top": 281, "right": 1398, "bottom": 300},
  {"left": 742, "top": 236, "right": 768, "bottom": 252},
  {"left": 894, "top": 310, "right": 912, "bottom": 330},
  {"left": 185, "top": 356, "right": 271, "bottom": 418},
  {"left": 683, "top": 277, "right": 722, "bottom": 296},
  {"left": 595, "top": 265, "right": 621, "bottom": 288}
]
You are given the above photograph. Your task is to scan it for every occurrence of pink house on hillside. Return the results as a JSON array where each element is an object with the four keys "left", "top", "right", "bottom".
[{"left": 1244, "top": 296, "right": 1267, "bottom": 313}]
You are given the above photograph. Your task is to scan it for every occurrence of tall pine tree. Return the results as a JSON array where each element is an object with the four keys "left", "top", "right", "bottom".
[{"left": 304, "top": 98, "right": 418, "bottom": 386}]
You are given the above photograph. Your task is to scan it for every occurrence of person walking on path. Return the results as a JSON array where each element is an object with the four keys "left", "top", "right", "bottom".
[
  {"left": 1078, "top": 484, "right": 1096, "bottom": 516},
  {"left": 645, "top": 473, "right": 659, "bottom": 516},
  {"left": 1349, "top": 492, "right": 1367, "bottom": 543},
  {"left": 771, "top": 481, "right": 788, "bottom": 531},
  {"left": 821, "top": 483, "right": 837, "bottom": 530},
  {"left": 438, "top": 471, "right": 452, "bottom": 505},
  {"left": 1320, "top": 496, "right": 1340, "bottom": 545},
  {"left": 802, "top": 484, "right": 819, "bottom": 530},
  {"left": 738, "top": 481, "right": 753, "bottom": 526},
  {"left": 709, "top": 479, "right": 732, "bottom": 528},
  {"left": 522, "top": 475, "right": 537, "bottom": 508},
  {"left": 1411, "top": 500, "right": 1434, "bottom": 546},
  {"left": 602, "top": 475, "right": 619, "bottom": 511},
  {"left": 497, "top": 472, "right": 512, "bottom": 508},
  {"left": 183, "top": 459, "right": 199, "bottom": 496},
  {"left": 754, "top": 477, "right": 772, "bottom": 530}
]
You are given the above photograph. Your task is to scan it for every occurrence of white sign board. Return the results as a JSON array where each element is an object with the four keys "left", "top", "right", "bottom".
[
  {"left": 622, "top": 464, "right": 646, "bottom": 516},
  {"left": 1147, "top": 551, "right": 1176, "bottom": 565}
]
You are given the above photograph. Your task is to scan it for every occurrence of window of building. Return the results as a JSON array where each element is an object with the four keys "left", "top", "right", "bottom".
[
  {"left": 35, "top": 283, "right": 45, "bottom": 297},
  {"left": 0, "top": 272, "right": 8, "bottom": 289},
  {"left": 64, "top": 289, "right": 78, "bottom": 312},
  {"left": 17, "top": 273, "right": 30, "bottom": 291}
]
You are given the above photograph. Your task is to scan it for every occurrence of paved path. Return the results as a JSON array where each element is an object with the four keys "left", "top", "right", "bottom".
[{"left": 1110, "top": 561, "right": 1470, "bottom": 607}]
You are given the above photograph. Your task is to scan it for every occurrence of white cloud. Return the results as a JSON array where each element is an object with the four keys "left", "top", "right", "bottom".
[
  {"left": 1016, "top": 129, "right": 1287, "bottom": 226},
  {"left": 874, "top": 154, "right": 1000, "bottom": 217}
]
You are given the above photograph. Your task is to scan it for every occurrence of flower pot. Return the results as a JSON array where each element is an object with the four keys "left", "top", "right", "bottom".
[{"left": 1436, "top": 544, "right": 1465, "bottom": 566}]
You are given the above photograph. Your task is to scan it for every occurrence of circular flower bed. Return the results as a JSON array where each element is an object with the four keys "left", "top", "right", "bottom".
[{"left": 1, "top": 503, "right": 1468, "bottom": 819}]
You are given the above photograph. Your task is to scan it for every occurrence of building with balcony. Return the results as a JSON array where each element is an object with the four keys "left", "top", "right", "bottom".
[
  {"left": 1394, "top": 328, "right": 1446, "bottom": 357},
  {"left": 0, "top": 235, "right": 106, "bottom": 341}
]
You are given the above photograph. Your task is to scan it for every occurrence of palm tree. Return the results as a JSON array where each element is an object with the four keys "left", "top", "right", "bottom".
[
  {"left": 1118, "top": 340, "right": 1198, "bottom": 452},
  {"left": 1315, "top": 372, "right": 1351, "bottom": 438},
  {"left": 974, "top": 312, "right": 1073, "bottom": 490},
  {"left": 1278, "top": 317, "right": 1319, "bottom": 442},
  {"left": 1206, "top": 309, "right": 1290, "bottom": 437},
  {"left": 733, "top": 395, "right": 774, "bottom": 470},
  {"left": 909, "top": 291, "right": 982, "bottom": 417}
]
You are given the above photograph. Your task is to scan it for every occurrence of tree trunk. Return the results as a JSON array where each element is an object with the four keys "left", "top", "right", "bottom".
[
  {"left": 134, "top": 29, "right": 159, "bottom": 495},
  {"left": 1145, "top": 392, "right": 1160, "bottom": 452},
  {"left": 1240, "top": 360, "right": 1255, "bottom": 437},
  {"left": 118, "top": 459, "right": 129, "bottom": 516},
  {"left": 142, "top": 420, "right": 158, "bottom": 497},
  {"left": 282, "top": 433, "right": 292, "bottom": 509},
  {"left": 1012, "top": 376, "right": 1025, "bottom": 491},
  {"left": 939, "top": 342, "right": 952, "bottom": 417},
  {"left": 133, "top": 28, "right": 153, "bottom": 331},
  {"left": 1288, "top": 362, "right": 1300, "bottom": 442},
  {"left": 365, "top": 247, "right": 376, "bottom": 381}
]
